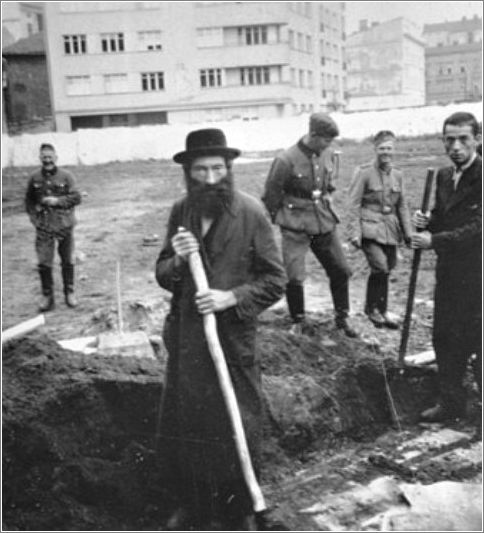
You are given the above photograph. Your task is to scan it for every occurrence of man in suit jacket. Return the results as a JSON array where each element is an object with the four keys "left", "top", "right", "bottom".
[{"left": 412, "top": 111, "right": 482, "bottom": 423}]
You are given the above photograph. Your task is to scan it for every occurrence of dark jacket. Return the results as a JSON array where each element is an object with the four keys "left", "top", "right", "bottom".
[
  {"left": 262, "top": 139, "right": 339, "bottom": 235},
  {"left": 429, "top": 155, "right": 481, "bottom": 350},
  {"left": 347, "top": 161, "right": 412, "bottom": 246},
  {"left": 155, "top": 190, "right": 286, "bottom": 503},
  {"left": 25, "top": 167, "right": 81, "bottom": 232}
]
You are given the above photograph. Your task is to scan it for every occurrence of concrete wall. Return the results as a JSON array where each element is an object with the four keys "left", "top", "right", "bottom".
[{"left": 3, "top": 101, "right": 482, "bottom": 168}]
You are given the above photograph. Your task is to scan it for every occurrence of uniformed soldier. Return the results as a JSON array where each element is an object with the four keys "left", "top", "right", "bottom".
[
  {"left": 25, "top": 143, "right": 82, "bottom": 311},
  {"left": 262, "top": 113, "right": 357, "bottom": 337},
  {"left": 347, "top": 131, "right": 412, "bottom": 328}
]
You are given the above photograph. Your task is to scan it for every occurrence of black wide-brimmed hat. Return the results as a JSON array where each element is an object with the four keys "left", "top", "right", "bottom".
[{"left": 173, "top": 128, "right": 241, "bottom": 164}]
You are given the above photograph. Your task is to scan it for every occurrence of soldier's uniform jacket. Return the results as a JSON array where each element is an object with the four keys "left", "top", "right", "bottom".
[
  {"left": 347, "top": 161, "right": 412, "bottom": 246},
  {"left": 262, "top": 139, "right": 339, "bottom": 235},
  {"left": 25, "top": 167, "right": 81, "bottom": 233}
]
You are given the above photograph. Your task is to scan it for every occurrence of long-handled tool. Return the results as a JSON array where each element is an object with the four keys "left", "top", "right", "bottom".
[
  {"left": 2, "top": 314, "right": 45, "bottom": 344},
  {"left": 398, "top": 168, "right": 436, "bottom": 366},
  {"left": 187, "top": 250, "right": 266, "bottom": 514}
]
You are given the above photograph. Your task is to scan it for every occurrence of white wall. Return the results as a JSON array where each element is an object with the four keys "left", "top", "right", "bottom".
[{"left": 2, "top": 101, "right": 482, "bottom": 167}]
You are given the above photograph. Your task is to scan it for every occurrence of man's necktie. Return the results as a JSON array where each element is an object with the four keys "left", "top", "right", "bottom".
[{"left": 453, "top": 168, "right": 463, "bottom": 190}]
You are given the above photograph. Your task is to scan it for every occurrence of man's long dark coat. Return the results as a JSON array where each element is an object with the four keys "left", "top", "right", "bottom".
[
  {"left": 155, "top": 190, "right": 286, "bottom": 512},
  {"left": 428, "top": 155, "right": 482, "bottom": 413}
]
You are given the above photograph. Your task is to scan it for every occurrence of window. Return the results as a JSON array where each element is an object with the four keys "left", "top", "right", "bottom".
[
  {"left": 240, "top": 66, "right": 270, "bottom": 85},
  {"left": 141, "top": 72, "right": 164, "bottom": 91},
  {"left": 306, "top": 36, "right": 312, "bottom": 52},
  {"left": 196, "top": 27, "right": 223, "bottom": 48},
  {"left": 65, "top": 75, "right": 91, "bottom": 96},
  {"left": 200, "top": 68, "right": 222, "bottom": 88},
  {"left": 104, "top": 73, "right": 128, "bottom": 94},
  {"left": 238, "top": 26, "right": 268, "bottom": 45},
  {"left": 299, "top": 69, "right": 304, "bottom": 87},
  {"left": 291, "top": 68, "right": 296, "bottom": 86},
  {"left": 63, "top": 34, "right": 87, "bottom": 55},
  {"left": 307, "top": 70, "right": 313, "bottom": 88},
  {"left": 289, "top": 30, "right": 294, "bottom": 48},
  {"left": 138, "top": 31, "right": 162, "bottom": 50},
  {"left": 460, "top": 66, "right": 466, "bottom": 73},
  {"left": 101, "top": 33, "right": 124, "bottom": 53},
  {"left": 320, "top": 23, "right": 325, "bottom": 32}
]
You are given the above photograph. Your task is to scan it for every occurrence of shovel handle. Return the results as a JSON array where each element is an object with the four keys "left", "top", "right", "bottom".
[{"left": 187, "top": 249, "right": 266, "bottom": 513}]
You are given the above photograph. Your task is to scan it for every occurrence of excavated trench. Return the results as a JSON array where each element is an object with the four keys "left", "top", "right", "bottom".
[{"left": 2, "top": 314, "right": 442, "bottom": 531}]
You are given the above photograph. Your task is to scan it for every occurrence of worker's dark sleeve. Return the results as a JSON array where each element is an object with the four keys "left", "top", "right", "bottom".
[
  {"left": 232, "top": 210, "right": 287, "bottom": 320},
  {"left": 25, "top": 176, "right": 38, "bottom": 224},
  {"left": 261, "top": 157, "right": 290, "bottom": 222},
  {"left": 155, "top": 203, "right": 186, "bottom": 293}
]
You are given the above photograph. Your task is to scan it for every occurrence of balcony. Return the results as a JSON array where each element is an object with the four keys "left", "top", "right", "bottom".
[
  {"left": 197, "top": 42, "right": 289, "bottom": 68},
  {"left": 188, "top": 82, "right": 291, "bottom": 106}
]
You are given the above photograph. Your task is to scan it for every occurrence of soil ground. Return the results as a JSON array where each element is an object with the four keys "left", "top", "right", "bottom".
[{"left": 2, "top": 137, "right": 481, "bottom": 530}]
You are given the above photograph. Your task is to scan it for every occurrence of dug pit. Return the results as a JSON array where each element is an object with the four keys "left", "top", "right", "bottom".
[{"left": 1, "top": 310, "right": 469, "bottom": 531}]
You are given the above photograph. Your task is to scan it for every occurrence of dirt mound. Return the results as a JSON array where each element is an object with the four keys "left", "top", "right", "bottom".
[{"left": 2, "top": 315, "right": 438, "bottom": 530}]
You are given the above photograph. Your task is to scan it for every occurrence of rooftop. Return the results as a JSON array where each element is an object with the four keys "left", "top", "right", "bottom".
[
  {"left": 424, "top": 16, "right": 482, "bottom": 34},
  {"left": 2, "top": 32, "right": 45, "bottom": 56}
]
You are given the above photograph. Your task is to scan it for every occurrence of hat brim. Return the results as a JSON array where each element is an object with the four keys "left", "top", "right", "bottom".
[{"left": 173, "top": 146, "right": 241, "bottom": 164}]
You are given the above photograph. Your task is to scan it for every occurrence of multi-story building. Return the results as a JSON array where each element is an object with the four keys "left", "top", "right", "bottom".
[
  {"left": 345, "top": 18, "right": 425, "bottom": 111},
  {"left": 42, "top": 1, "right": 347, "bottom": 132},
  {"left": 2, "top": 1, "right": 44, "bottom": 48},
  {"left": 424, "top": 16, "right": 482, "bottom": 105}
]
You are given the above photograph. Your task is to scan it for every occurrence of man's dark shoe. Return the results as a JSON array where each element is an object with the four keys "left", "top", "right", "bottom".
[
  {"left": 335, "top": 317, "right": 359, "bottom": 338},
  {"left": 420, "top": 404, "right": 463, "bottom": 423},
  {"left": 381, "top": 311, "right": 399, "bottom": 329},
  {"left": 367, "top": 309, "right": 386, "bottom": 328},
  {"left": 39, "top": 295, "right": 55, "bottom": 312}
]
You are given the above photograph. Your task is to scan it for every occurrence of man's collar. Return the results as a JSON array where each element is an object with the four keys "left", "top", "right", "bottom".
[
  {"left": 297, "top": 138, "right": 320, "bottom": 157},
  {"left": 455, "top": 153, "right": 477, "bottom": 172},
  {"left": 41, "top": 166, "right": 57, "bottom": 177}
]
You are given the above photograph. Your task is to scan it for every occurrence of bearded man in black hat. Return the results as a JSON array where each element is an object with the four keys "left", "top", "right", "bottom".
[
  {"left": 155, "top": 129, "right": 287, "bottom": 530},
  {"left": 262, "top": 113, "right": 357, "bottom": 337}
]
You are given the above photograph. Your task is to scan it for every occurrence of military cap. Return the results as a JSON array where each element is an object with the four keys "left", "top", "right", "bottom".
[{"left": 309, "top": 113, "right": 339, "bottom": 138}]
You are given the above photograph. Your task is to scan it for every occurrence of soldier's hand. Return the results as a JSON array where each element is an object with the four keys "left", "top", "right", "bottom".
[
  {"left": 413, "top": 210, "right": 430, "bottom": 229},
  {"left": 195, "top": 289, "right": 237, "bottom": 314},
  {"left": 172, "top": 228, "right": 199, "bottom": 260},
  {"left": 411, "top": 231, "right": 432, "bottom": 249},
  {"left": 42, "top": 196, "right": 60, "bottom": 206}
]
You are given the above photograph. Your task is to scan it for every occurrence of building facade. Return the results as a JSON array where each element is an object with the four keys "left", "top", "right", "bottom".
[
  {"left": 42, "top": 1, "right": 347, "bottom": 132},
  {"left": 2, "top": 1, "right": 44, "bottom": 48},
  {"left": 2, "top": 32, "right": 52, "bottom": 132},
  {"left": 424, "top": 16, "right": 482, "bottom": 105},
  {"left": 345, "top": 18, "right": 425, "bottom": 112}
]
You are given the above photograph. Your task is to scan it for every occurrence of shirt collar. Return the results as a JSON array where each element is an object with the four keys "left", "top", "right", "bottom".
[
  {"left": 297, "top": 138, "right": 320, "bottom": 157},
  {"left": 455, "top": 153, "right": 476, "bottom": 173}
]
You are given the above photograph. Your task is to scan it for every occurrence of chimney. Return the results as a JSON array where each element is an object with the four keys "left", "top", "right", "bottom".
[{"left": 359, "top": 19, "right": 368, "bottom": 31}]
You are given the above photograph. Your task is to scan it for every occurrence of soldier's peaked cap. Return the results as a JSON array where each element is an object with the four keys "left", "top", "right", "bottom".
[{"left": 309, "top": 113, "right": 339, "bottom": 137}]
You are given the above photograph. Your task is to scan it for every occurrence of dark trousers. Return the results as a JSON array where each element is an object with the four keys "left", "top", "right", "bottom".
[
  {"left": 35, "top": 227, "right": 74, "bottom": 268},
  {"left": 282, "top": 228, "right": 352, "bottom": 319},
  {"left": 433, "top": 273, "right": 482, "bottom": 417}
]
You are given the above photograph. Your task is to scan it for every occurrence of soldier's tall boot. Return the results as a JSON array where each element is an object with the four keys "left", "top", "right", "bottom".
[
  {"left": 378, "top": 273, "right": 399, "bottom": 329},
  {"left": 38, "top": 265, "right": 55, "bottom": 312},
  {"left": 365, "top": 273, "right": 385, "bottom": 327},
  {"left": 62, "top": 264, "right": 77, "bottom": 308},
  {"left": 286, "top": 282, "right": 305, "bottom": 334}
]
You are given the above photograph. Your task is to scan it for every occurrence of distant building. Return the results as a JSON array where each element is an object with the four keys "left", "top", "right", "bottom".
[
  {"left": 345, "top": 18, "right": 425, "bottom": 112},
  {"left": 424, "top": 16, "right": 482, "bottom": 105},
  {"left": 2, "top": 31, "right": 52, "bottom": 131},
  {"left": 2, "top": 2, "right": 44, "bottom": 48},
  {"left": 42, "top": 1, "right": 347, "bottom": 132}
]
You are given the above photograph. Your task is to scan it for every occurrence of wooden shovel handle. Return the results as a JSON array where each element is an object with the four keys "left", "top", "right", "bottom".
[{"left": 188, "top": 250, "right": 266, "bottom": 513}]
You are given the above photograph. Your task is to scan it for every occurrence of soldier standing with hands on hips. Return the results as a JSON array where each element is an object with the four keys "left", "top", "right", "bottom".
[
  {"left": 347, "top": 130, "right": 412, "bottom": 328},
  {"left": 262, "top": 113, "right": 357, "bottom": 338},
  {"left": 412, "top": 112, "right": 481, "bottom": 424},
  {"left": 25, "top": 143, "right": 81, "bottom": 312}
]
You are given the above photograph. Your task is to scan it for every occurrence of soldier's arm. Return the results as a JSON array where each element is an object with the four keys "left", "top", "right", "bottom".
[
  {"left": 346, "top": 166, "right": 365, "bottom": 245},
  {"left": 397, "top": 174, "right": 412, "bottom": 241},
  {"left": 55, "top": 171, "right": 82, "bottom": 208},
  {"left": 261, "top": 157, "right": 290, "bottom": 223},
  {"left": 25, "top": 176, "right": 38, "bottom": 222}
]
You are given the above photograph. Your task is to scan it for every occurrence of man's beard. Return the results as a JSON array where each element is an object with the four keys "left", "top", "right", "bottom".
[{"left": 185, "top": 171, "right": 234, "bottom": 219}]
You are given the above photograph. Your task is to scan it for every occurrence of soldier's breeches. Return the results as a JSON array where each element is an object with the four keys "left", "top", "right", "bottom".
[
  {"left": 35, "top": 228, "right": 74, "bottom": 268},
  {"left": 361, "top": 239, "right": 397, "bottom": 274}
]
